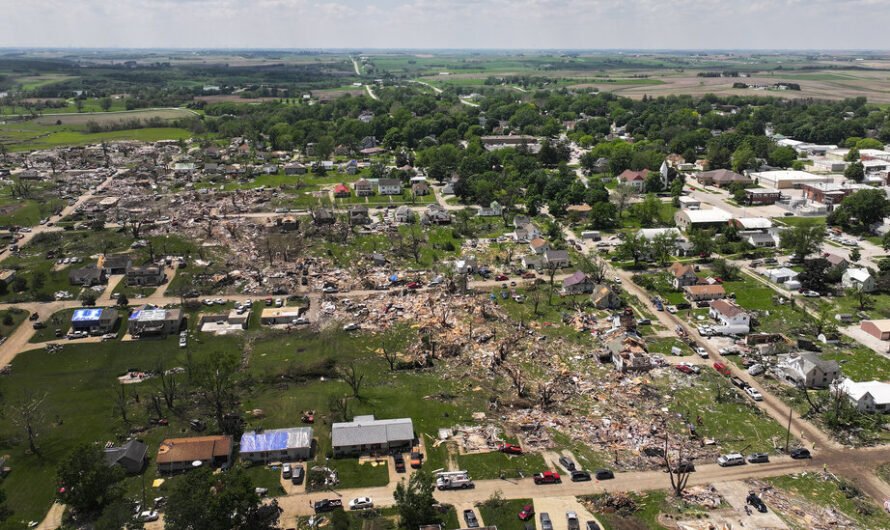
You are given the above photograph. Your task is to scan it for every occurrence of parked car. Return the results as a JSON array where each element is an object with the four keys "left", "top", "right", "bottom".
[
  {"left": 394, "top": 453, "right": 406, "bottom": 473},
  {"left": 731, "top": 376, "right": 749, "bottom": 389},
  {"left": 558, "top": 456, "right": 576, "bottom": 472},
  {"left": 594, "top": 469, "right": 614, "bottom": 480},
  {"left": 746, "top": 492, "right": 768, "bottom": 513},
  {"left": 281, "top": 463, "right": 292, "bottom": 479},
  {"left": 747, "top": 363, "right": 765, "bottom": 376},
  {"left": 32, "top": 321, "right": 46, "bottom": 329},
  {"left": 495, "top": 274, "right": 509, "bottom": 281},
  {"left": 713, "top": 362, "right": 731, "bottom": 376},
  {"left": 717, "top": 453, "right": 745, "bottom": 467},
  {"left": 291, "top": 465, "right": 305, "bottom": 485},
  {"left": 533, "top": 471, "right": 561, "bottom": 484},
  {"left": 671, "top": 461, "right": 696, "bottom": 473},
  {"left": 313, "top": 499, "right": 343, "bottom": 513},
  {"left": 463, "top": 510, "right": 480, "bottom": 528},
  {"left": 518, "top": 504, "right": 535, "bottom": 521},
  {"left": 348, "top": 497, "right": 374, "bottom": 510},
  {"left": 745, "top": 387, "right": 764, "bottom": 401},
  {"left": 790, "top": 448, "right": 812, "bottom": 459},
  {"left": 539, "top": 513, "right": 553, "bottom": 530},
  {"left": 675, "top": 364, "right": 693, "bottom": 375},
  {"left": 747, "top": 453, "right": 770, "bottom": 464},
  {"left": 586, "top": 522, "right": 601, "bottom": 530},
  {"left": 410, "top": 450, "right": 423, "bottom": 468},
  {"left": 566, "top": 512, "right": 580, "bottom": 530},
  {"left": 695, "top": 346, "right": 708, "bottom": 358},
  {"left": 570, "top": 470, "right": 591, "bottom": 482},
  {"left": 498, "top": 443, "right": 524, "bottom": 455},
  {"left": 137, "top": 510, "right": 159, "bottom": 522}
]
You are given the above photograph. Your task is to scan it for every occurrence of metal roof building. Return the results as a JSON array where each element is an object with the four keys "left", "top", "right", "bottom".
[{"left": 331, "top": 415, "right": 414, "bottom": 457}]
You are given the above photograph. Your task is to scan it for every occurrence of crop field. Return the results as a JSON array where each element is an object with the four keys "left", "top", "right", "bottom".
[
  {"left": 32, "top": 107, "right": 197, "bottom": 126},
  {"left": 0, "top": 121, "right": 192, "bottom": 151}
]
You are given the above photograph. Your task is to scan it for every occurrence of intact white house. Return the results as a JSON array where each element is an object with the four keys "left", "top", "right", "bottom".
[
  {"left": 837, "top": 379, "right": 890, "bottom": 413},
  {"left": 708, "top": 299, "right": 750, "bottom": 327},
  {"left": 842, "top": 268, "right": 876, "bottom": 293}
]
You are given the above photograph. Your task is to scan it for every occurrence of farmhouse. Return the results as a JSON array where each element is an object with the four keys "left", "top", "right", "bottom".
[
  {"left": 562, "top": 271, "right": 593, "bottom": 295},
  {"left": 778, "top": 353, "right": 840, "bottom": 389},
  {"left": 333, "top": 183, "right": 351, "bottom": 198},
  {"left": 842, "top": 268, "right": 876, "bottom": 292},
  {"left": 239, "top": 427, "right": 313, "bottom": 463},
  {"left": 354, "top": 179, "right": 374, "bottom": 196},
  {"left": 617, "top": 169, "right": 648, "bottom": 191},
  {"left": 156, "top": 435, "right": 233, "bottom": 473},
  {"left": 331, "top": 415, "right": 414, "bottom": 457},
  {"left": 377, "top": 178, "right": 402, "bottom": 195},
  {"left": 668, "top": 262, "right": 698, "bottom": 289}
]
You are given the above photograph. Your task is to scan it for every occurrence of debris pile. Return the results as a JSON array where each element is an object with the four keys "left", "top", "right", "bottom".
[{"left": 747, "top": 475, "right": 862, "bottom": 529}]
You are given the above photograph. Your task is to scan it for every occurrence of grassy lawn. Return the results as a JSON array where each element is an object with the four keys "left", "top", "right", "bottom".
[
  {"left": 243, "top": 464, "right": 287, "bottom": 496},
  {"left": 457, "top": 451, "right": 547, "bottom": 480},
  {"left": 833, "top": 291, "right": 890, "bottom": 320},
  {"left": 821, "top": 343, "right": 890, "bottom": 382},
  {"left": 478, "top": 498, "right": 533, "bottom": 530},
  {"left": 767, "top": 473, "right": 890, "bottom": 529},
  {"left": 772, "top": 216, "right": 826, "bottom": 228},
  {"left": 658, "top": 371, "right": 790, "bottom": 454},
  {"left": 0, "top": 307, "right": 28, "bottom": 337},
  {"left": 646, "top": 337, "right": 692, "bottom": 356},
  {"left": 0, "top": 197, "right": 66, "bottom": 227},
  {"left": 326, "top": 458, "right": 390, "bottom": 490},
  {"left": 723, "top": 277, "right": 808, "bottom": 333},
  {"left": 0, "top": 331, "right": 241, "bottom": 529},
  {"left": 29, "top": 308, "right": 79, "bottom": 342},
  {"left": 0, "top": 120, "right": 193, "bottom": 152}
]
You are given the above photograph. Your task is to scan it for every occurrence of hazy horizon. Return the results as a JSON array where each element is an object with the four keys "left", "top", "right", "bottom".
[{"left": 2, "top": 0, "right": 890, "bottom": 50}]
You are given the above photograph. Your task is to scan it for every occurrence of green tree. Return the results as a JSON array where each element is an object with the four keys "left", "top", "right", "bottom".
[
  {"left": 844, "top": 161, "right": 865, "bottom": 182},
  {"left": 690, "top": 230, "right": 716, "bottom": 258},
  {"left": 100, "top": 97, "right": 113, "bottom": 112},
  {"left": 617, "top": 232, "right": 650, "bottom": 267},
  {"left": 394, "top": 470, "right": 439, "bottom": 530},
  {"left": 634, "top": 194, "right": 662, "bottom": 227},
  {"left": 767, "top": 146, "right": 797, "bottom": 168},
  {"left": 830, "top": 189, "right": 890, "bottom": 230},
  {"left": 588, "top": 201, "right": 618, "bottom": 229},
  {"left": 164, "top": 467, "right": 278, "bottom": 530},
  {"left": 850, "top": 247, "right": 861, "bottom": 263},
  {"left": 731, "top": 144, "right": 757, "bottom": 173},
  {"left": 845, "top": 147, "right": 860, "bottom": 162},
  {"left": 650, "top": 231, "right": 677, "bottom": 267},
  {"left": 711, "top": 258, "right": 740, "bottom": 281},
  {"left": 194, "top": 351, "right": 241, "bottom": 431},
  {"left": 780, "top": 224, "right": 826, "bottom": 262},
  {"left": 57, "top": 444, "right": 125, "bottom": 518}
]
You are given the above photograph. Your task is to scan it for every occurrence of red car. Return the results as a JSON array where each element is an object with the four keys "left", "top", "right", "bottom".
[
  {"left": 498, "top": 443, "right": 524, "bottom": 455},
  {"left": 522, "top": 271, "right": 536, "bottom": 279},
  {"left": 406, "top": 281, "right": 421, "bottom": 289},
  {"left": 713, "top": 362, "right": 731, "bottom": 376},
  {"left": 495, "top": 274, "right": 509, "bottom": 281},
  {"left": 533, "top": 471, "right": 561, "bottom": 484},
  {"left": 518, "top": 504, "right": 535, "bottom": 520},
  {"left": 675, "top": 364, "right": 693, "bottom": 374}
]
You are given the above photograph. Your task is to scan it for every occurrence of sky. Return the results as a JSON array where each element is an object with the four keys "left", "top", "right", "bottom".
[{"left": 2, "top": 0, "right": 890, "bottom": 50}]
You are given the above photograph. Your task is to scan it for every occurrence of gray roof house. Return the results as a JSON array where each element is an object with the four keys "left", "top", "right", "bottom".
[
  {"left": 104, "top": 439, "right": 148, "bottom": 474},
  {"left": 69, "top": 265, "right": 105, "bottom": 287},
  {"left": 331, "top": 415, "right": 414, "bottom": 457},
  {"left": 779, "top": 353, "right": 841, "bottom": 389}
]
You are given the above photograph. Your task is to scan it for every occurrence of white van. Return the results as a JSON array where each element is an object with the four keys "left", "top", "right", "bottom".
[{"left": 717, "top": 453, "right": 745, "bottom": 467}]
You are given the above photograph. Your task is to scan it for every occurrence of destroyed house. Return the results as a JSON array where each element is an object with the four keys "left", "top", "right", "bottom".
[
  {"left": 312, "top": 208, "right": 335, "bottom": 225},
  {"left": 104, "top": 439, "right": 148, "bottom": 474},
  {"left": 101, "top": 254, "right": 132, "bottom": 275},
  {"left": 605, "top": 334, "right": 652, "bottom": 373},
  {"left": 68, "top": 265, "right": 105, "bottom": 287},
  {"left": 126, "top": 265, "right": 166, "bottom": 287}
]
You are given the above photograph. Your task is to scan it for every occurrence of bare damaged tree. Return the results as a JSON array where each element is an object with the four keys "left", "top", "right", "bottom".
[
  {"left": 329, "top": 395, "right": 350, "bottom": 423},
  {"left": 379, "top": 336, "right": 399, "bottom": 371},
  {"left": 546, "top": 261, "right": 560, "bottom": 305},
  {"left": 504, "top": 364, "right": 527, "bottom": 398},
  {"left": 194, "top": 352, "right": 240, "bottom": 430},
  {"left": 158, "top": 362, "right": 179, "bottom": 409},
  {"left": 113, "top": 384, "right": 129, "bottom": 424},
  {"left": 10, "top": 391, "right": 47, "bottom": 455},
  {"left": 405, "top": 225, "right": 424, "bottom": 264},
  {"left": 126, "top": 218, "right": 146, "bottom": 239},
  {"left": 538, "top": 382, "right": 557, "bottom": 410},
  {"left": 339, "top": 364, "right": 365, "bottom": 398},
  {"left": 663, "top": 428, "right": 691, "bottom": 497},
  {"left": 528, "top": 283, "right": 543, "bottom": 316}
]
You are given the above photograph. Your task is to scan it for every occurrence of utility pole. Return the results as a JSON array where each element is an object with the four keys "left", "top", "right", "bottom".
[{"left": 785, "top": 404, "right": 793, "bottom": 452}]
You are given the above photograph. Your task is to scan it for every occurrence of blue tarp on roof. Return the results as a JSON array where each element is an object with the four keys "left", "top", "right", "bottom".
[
  {"left": 72, "top": 308, "right": 104, "bottom": 322},
  {"left": 239, "top": 427, "right": 312, "bottom": 454}
]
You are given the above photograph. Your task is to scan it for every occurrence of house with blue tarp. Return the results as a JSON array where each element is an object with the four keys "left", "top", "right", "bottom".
[
  {"left": 71, "top": 307, "right": 119, "bottom": 334},
  {"left": 239, "top": 427, "right": 313, "bottom": 463}
]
